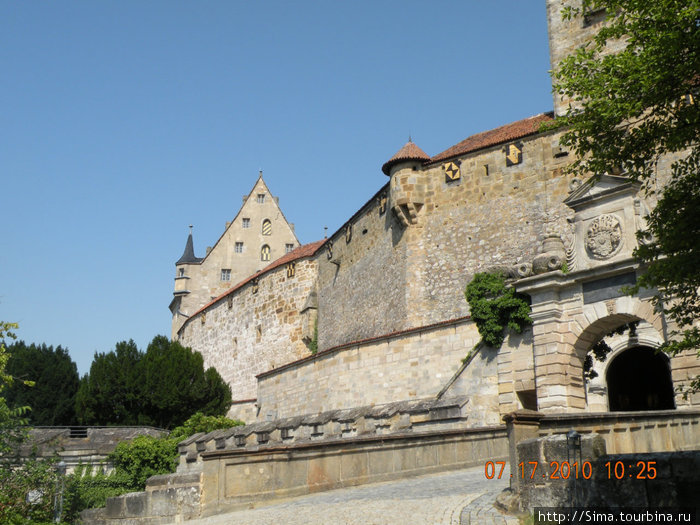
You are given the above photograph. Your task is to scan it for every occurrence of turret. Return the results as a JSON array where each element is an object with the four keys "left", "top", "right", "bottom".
[
  {"left": 381, "top": 139, "right": 430, "bottom": 226},
  {"left": 170, "top": 226, "right": 203, "bottom": 336}
]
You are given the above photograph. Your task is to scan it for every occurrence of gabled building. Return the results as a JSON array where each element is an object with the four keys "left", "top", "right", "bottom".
[{"left": 170, "top": 173, "right": 299, "bottom": 337}]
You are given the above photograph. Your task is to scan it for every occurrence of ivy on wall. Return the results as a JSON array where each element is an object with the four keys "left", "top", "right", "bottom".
[
  {"left": 309, "top": 318, "right": 318, "bottom": 355},
  {"left": 583, "top": 321, "right": 639, "bottom": 381},
  {"left": 464, "top": 272, "right": 532, "bottom": 348}
]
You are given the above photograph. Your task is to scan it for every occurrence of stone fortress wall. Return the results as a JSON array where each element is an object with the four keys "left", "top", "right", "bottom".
[
  {"left": 177, "top": 241, "right": 323, "bottom": 422},
  {"left": 316, "top": 121, "right": 574, "bottom": 353}
]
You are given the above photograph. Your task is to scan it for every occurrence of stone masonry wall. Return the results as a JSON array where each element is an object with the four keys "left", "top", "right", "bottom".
[
  {"left": 316, "top": 129, "right": 576, "bottom": 352},
  {"left": 316, "top": 189, "right": 408, "bottom": 351},
  {"left": 546, "top": 0, "right": 628, "bottom": 116},
  {"left": 408, "top": 130, "right": 574, "bottom": 328},
  {"left": 178, "top": 255, "right": 318, "bottom": 415},
  {"left": 256, "top": 318, "right": 500, "bottom": 425}
]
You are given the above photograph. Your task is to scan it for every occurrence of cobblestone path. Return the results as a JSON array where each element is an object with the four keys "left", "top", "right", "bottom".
[{"left": 186, "top": 465, "right": 520, "bottom": 525}]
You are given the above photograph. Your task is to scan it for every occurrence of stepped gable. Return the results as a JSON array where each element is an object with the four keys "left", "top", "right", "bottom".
[
  {"left": 381, "top": 140, "right": 431, "bottom": 175},
  {"left": 185, "top": 239, "right": 325, "bottom": 321},
  {"left": 430, "top": 112, "right": 554, "bottom": 163}
]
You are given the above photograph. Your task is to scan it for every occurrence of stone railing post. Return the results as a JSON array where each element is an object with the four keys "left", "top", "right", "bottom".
[{"left": 502, "top": 409, "right": 543, "bottom": 493}]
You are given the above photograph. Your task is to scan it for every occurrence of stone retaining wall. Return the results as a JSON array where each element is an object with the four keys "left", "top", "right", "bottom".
[
  {"left": 538, "top": 409, "right": 700, "bottom": 454},
  {"left": 255, "top": 317, "right": 499, "bottom": 422},
  {"left": 198, "top": 426, "right": 508, "bottom": 517},
  {"left": 19, "top": 426, "right": 167, "bottom": 474}
]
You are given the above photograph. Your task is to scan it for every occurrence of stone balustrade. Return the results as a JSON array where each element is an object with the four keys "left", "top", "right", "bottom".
[{"left": 177, "top": 395, "right": 470, "bottom": 468}]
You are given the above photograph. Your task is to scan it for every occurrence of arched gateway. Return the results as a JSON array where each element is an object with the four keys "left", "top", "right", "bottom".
[{"left": 606, "top": 346, "right": 675, "bottom": 411}]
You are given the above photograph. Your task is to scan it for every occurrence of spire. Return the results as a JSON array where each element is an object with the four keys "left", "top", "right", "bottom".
[
  {"left": 176, "top": 225, "right": 202, "bottom": 265},
  {"left": 381, "top": 139, "right": 430, "bottom": 176}
]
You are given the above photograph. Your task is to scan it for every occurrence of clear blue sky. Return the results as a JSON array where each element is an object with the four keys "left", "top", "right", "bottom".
[{"left": 1, "top": 1, "right": 553, "bottom": 376}]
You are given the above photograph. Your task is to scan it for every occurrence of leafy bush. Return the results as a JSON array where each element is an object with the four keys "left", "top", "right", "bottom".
[
  {"left": 62, "top": 412, "right": 244, "bottom": 520},
  {"left": 169, "top": 412, "right": 244, "bottom": 442},
  {"left": 0, "top": 458, "right": 60, "bottom": 525},
  {"left": 108, "top": 435, "right": 179, "bottom": 490},
  {"left": 63, "top": 465, "right": 132, "bottom": 523},
  {"left": 465, "top": 272, "right": 532, "bottom": 348}
]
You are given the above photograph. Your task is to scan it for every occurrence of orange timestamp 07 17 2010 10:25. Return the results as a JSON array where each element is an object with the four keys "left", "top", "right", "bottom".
[{"left": 484, "top": 460, "right": 660, "bottom": 481}]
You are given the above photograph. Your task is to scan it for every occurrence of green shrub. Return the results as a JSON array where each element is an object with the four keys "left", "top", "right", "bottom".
[
  {"left": 465, "top": 272, "right": 532, "bottom": 348},
  {"left": 108, "top": 435, "right": 179, "bottom": 490},
  {"left": 0, "top": 458, "right": 60, "bottom": 525},
  {"left": 63, "top": 465, "right": 132, "bottom": 523},
  {"left": 62, "top": 412, "right": 245, "bottom": 520},
  {"left": 169, "top": 412, "right": 244, "bottom": 442}
]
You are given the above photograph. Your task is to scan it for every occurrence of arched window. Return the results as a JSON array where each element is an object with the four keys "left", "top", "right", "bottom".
[
  {"left": 262, "top": 219, "right": 272, "bottom": 236},
  {"left": 261, "top": 244, "right": 271, "bottom": 261}
]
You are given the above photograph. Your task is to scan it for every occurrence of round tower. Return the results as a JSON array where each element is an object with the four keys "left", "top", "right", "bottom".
[{"left": 381, "top": 139, "right": 430, "bottom": 226}]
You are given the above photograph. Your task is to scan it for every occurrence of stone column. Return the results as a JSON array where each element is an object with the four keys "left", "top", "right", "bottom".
[
  {"left": 503, "top": 409, "right": 543, "bottom": 493},
  {"left": 518, "top": 273, "right": 587, "bottom": 413}
]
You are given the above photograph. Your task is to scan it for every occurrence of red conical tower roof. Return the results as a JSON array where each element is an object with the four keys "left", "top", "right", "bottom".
[{"left": 381, "top": 140, "right": 430, "bottom": 175}]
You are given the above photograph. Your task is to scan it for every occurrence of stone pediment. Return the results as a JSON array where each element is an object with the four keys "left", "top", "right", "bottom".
[
  {"left": 564, "top": 175, "right": 647, "bottom": 271},
  {"left": 564, "top": 174, "right": 641, "bottom": 211}
]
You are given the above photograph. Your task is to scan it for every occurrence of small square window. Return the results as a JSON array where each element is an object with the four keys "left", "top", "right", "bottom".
[
  {"left": 256, "top": 193, "right": 265, "bottom": 203},
  {"left": 285, "top": 243, "right": 294, "bottom": 253},
  {"left": 235, "top": 242, "right": 243, "bottom": 253},
  {"left": 242, "top": 218, "right": 250, "bottom": 228},
  {"left": 221, "top": 269, "right": 231, "bottom": 281}
]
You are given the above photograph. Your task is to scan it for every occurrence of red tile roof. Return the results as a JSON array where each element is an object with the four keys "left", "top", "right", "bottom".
[
  {"left": 181, "top": 240, "right": 325, "bottom": 327},
  {"left": 430, "top": 112, "right": 554, "bottom": 163},
  {"left": 381, "top": 140, "right": 431, "bottom": 175}
]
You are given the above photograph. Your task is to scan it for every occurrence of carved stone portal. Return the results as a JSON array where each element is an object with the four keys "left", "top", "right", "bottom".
[{"left": 585, "top": 214, "right": 622, "bottom": 259}]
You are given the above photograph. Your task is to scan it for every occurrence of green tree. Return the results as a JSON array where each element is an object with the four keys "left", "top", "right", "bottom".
[
  {"left": 0, "top": 323, "right": 65, "bottom": 524},
  {"left": 0, "top": 321, "right": 31, "bottom": 455},
  {"left": 551, "top": 0, "right": 700, "bottom": 389},
  {"left": 5, "top": 341, "right": 79, "bottom": 426},
  {"left": 76, "top": 340, "right": 144, "bottom": 425},
  {"left": 140, "top": 336, "right": 232, "bottom": 428},
  {"left": 75, "top": 336, "right": 232, "bottom": 428}
]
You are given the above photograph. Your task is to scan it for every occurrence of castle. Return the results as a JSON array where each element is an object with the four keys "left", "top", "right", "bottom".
[
  {"left": 78, "top": 2, "right": 700, "bottom": 520},
  {"left": 169, "top": 0, "right": 700, "bottom": 425}
]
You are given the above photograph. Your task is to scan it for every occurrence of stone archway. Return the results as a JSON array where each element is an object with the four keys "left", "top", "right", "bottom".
[{"left": 606, "top": 346, "right": 675, "bottom": 411}]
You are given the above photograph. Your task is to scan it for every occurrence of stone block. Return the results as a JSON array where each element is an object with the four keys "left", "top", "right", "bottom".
[
  {"left": 367, "top": 447, "right": 396, "bottom": 477},
  {"left": 105, "top": 496, "right": 125, "bottom": 518}
]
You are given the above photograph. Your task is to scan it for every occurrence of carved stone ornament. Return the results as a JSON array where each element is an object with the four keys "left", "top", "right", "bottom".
[{"left": 585, "top": 214, "right": 623, "bottom": 259}]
